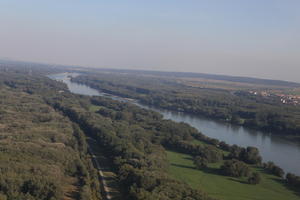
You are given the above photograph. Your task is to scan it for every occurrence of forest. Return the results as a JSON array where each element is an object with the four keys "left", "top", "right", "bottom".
[
  {"left": 0, "top": 67, "right": 101, "bottom": 200},
  {"left": 0, "top": 64, "right": 299, "bottom": 200}
]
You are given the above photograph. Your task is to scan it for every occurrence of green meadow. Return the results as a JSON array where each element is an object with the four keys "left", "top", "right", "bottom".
[
  {"left": 89, "top": 105, "right": 102, "bottom": 112},
  {"left": 167, "top": 150, "right": 300, "bottom": 200}
]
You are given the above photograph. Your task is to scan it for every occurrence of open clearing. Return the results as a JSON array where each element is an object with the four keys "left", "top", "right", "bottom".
[{"left": 167, "top": 150, "right": 300, "bottom": 200}]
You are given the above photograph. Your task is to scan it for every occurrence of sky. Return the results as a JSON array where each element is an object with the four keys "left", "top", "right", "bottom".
[{"left": 0, "top": 0, "right": 299, "bottom": 82}]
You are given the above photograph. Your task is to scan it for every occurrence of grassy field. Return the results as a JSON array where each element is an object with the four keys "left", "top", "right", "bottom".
[
  {"left": 166, "top": 150, "right": 300, "bottom": 200},
  {"left": 89, "top": 105, "right": 102, "bottom": 112}
]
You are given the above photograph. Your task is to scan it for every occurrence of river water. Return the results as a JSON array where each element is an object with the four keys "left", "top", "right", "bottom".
[{"left": 49, "top": 73, "right": 300, "bottom": 175}]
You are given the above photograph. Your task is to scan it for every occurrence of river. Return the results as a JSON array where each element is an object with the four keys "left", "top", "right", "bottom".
[{"left": 49, "top": 73, "right": 300, "bottom": 175}]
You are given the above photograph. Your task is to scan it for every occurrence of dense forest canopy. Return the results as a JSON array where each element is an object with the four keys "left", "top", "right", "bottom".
[{"left": 0, "top": 69, "right": 101, "bottom": 200}]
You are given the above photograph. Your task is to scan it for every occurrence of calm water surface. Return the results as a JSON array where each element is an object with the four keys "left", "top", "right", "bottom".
[{"left": 50, "top": 73, "right": 300, "bottom": 175}]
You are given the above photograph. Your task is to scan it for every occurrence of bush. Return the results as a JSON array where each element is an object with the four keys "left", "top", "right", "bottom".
[
  {"left": 241, "top": 147, "right": 262, "bottom": 165},
  {"left": 263, "top": 162, "right": 284, "bottom": 177},
  {"left": 286, "top": 173, "right": 300, "bottom": 190},
  {"left": 229, "top": 146, "right": 262, "bottom": 165},
  {"left": 221, "top": 160, "right": 251, "bottom": 177},
  {"left": 194, "top": 156, "right": 208, "bottom": 170},
  {"left": 248, "top": 172, "right": 261, "bottom": 185}
]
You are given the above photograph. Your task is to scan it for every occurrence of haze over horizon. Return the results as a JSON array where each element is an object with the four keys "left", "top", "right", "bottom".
[{"left": 0, "top": 0, "right": 299, "bottom": 82}]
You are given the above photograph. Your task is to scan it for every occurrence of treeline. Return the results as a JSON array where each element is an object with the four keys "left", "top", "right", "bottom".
[
  {"left": 165, "top": 133, "right": 265, "bottom": 185},
  {"left": 71, "top": 73, "right": 300, "bottom": 136}
]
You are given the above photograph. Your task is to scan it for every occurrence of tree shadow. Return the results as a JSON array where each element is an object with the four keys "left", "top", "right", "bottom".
[
  {"left": 183, "top": 156, "right": 193, "bottom": 161},
  {"left": 171, "top": 163, "right": 196, "bottom": 170},
  {"left": 227, "top": 178, "right": 248, "bottom": 184},
  {"left": 271, "top": 177, "right": 300, "bottom": 197},
  {"left": 171, "top": 163, "right": 222, "bottom": 177},
  {"left": 102, "top": 176, "right": 115, "bottom": 181},
  {"left": 202, "top": 167, "right": 221, "bottom": 175}
]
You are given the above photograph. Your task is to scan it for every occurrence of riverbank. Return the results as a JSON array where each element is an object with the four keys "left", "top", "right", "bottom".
[{"left": 49, "top": 73, "right": 300, "bottom": 176}]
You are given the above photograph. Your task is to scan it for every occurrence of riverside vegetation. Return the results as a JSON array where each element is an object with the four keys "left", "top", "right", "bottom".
[
  {"left": 0, "top": 63, "right": 299, "bottom": 200},
  {"left": 71, "top": 71, "right": 300, "bottom": 139}
]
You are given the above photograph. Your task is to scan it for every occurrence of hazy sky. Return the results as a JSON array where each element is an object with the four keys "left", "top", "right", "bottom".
[{"left": 0, "top": 0, "right": 299, "bottom": 82}]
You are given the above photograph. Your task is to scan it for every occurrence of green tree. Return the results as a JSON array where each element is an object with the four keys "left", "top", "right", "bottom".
[
  {"left": 194, "top": 156, "right": 208, "bottom": 170},
  {"left": 221, "top": 160, "right": 251, "bottom": 177},
  {"left": 248, "top": 172, "right": 261, "bottom": 185}
]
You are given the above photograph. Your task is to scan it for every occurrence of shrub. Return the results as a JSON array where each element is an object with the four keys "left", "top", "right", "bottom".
[
  {"left": 194, "top": 156, "right": 208, "bottom": 170},
  {"left": 263, "top": 162, "right": 284, "bottom": 177},
  {"left": 286, "top": 173, "right": 300, "bottom": 190},
  {"left": 221, "top": 160, "right": 251, "bottom": 177},
  {"left": 248, "top": 172, "right": 261, "bottom": 185}
]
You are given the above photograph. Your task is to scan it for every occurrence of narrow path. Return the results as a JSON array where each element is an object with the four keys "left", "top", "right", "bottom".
[{"left": 87, "top": 138, "right": 122, "bottom": 200}]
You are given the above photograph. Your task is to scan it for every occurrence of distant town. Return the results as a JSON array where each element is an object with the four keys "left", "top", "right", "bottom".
[{"left": 248, "top": 90, "right": 300, "bottom": 105}]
